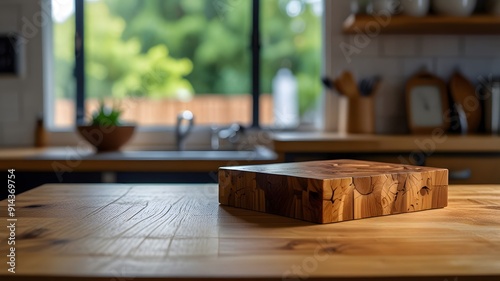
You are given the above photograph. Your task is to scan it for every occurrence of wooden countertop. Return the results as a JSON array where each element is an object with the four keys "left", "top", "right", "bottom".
[
  {"left": 1, "top": 183, "right": 499, "bottom": 280},
  {"left": 273, "top": 132, "right": 500, "bottom": 153},
  {"left": 0, "top": 147, "right": 279, "bottom": 172}
]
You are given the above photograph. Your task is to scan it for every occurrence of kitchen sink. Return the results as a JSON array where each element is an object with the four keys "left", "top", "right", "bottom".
[
  {"left": 99, "top": 145, "right": 276, "bottom": 160},
  {"left": 29, "top": 145, "right": 277, "bottom": 161}
]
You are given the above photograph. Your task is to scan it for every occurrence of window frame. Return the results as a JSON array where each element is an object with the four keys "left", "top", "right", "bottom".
[
  {"left": 74, "top": 0, "right": 262, "bottom": 128},
  {"left": 45, "top": 0, "right": 327, "bottom": 146}
]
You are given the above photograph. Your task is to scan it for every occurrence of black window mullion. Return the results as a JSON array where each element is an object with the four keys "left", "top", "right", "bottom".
[
  {"left": 251, "top": 0, "right": 261, "bottom": 128},
  {"left": 75, "top": 0, "right": 85, "bottom": 125}
]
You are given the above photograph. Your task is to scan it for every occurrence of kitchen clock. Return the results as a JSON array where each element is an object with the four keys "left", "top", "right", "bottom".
[{"left": 406, "top": 72, "right": 450, "bottom": 134}]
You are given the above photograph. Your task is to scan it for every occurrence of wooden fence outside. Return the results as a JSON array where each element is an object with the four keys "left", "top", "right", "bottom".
[{"left": 54, "top": 94, "right": 274, "bottom": 127}]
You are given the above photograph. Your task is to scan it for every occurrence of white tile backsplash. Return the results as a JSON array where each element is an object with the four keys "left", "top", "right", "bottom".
[
  {"left": 376, "top": 115, "right": 408, "bottom": 135},
  {"left": 374, "top": 77, "right": 406, "bottom": 117},
  {"left": 335, "top": 57, "right": 401, "bottom": 80},
  {"left": 2, "top": 121, "right": 33, "bottom": 146},
  {"left": 0, "top": 5, "right": 19, "bottom": 33},
  {"left": 0, "top": 79, "right": 20, "bottom": 123},
  {"left": 0, "top": 78, "right": 19, "bottom": 93},
  {"left": 435, "top": 58, "right": 495, "bottom": 83},
  {"left": 400, "top": 58, "right": 435, "bottom": 78},
  {"left": 421, "top": 36, "right": 461, "bottom": 57},
  {"left": 382, "top": 36, "right": 419, "bottom": 57},
  {"left": 342, "top": 35, "right": 381, "bottom": 57},
  {"left": 0, "top": 91, "right": 20, "bottom": 123},
  {"left": 490, "top": 58, "right": 500, "bottom": 75},
  {"left": 0, "top": 0, "right": 44, "bottom": 147},
  {"left": 464, "top": 36, "right": 500, "bottom": 57}
]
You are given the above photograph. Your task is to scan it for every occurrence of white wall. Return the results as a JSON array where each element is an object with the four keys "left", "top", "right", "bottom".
[
  {"left": 326, "top": 1, "right": 500, "bottom": 134},
  {"left": 0, "top": 0, "right": 45, "bottom": 146}
]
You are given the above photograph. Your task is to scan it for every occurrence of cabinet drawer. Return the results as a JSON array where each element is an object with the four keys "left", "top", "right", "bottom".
[{"left": 426, "top": 156, "right": 500, "bottom": 184}]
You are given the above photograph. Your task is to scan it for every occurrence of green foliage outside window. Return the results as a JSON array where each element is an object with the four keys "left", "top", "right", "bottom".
[{"left": 53, "top": 0, "right": 322, "bottom": 115}]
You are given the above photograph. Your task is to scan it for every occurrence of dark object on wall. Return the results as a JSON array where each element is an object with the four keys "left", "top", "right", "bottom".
[{"left": 0, "top": 34, "right": 18, "bottom": 75}]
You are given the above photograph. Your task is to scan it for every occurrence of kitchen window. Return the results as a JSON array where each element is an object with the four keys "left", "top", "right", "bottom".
[{"left": 48, "top": 0, "right": 323, "bottom": 130}]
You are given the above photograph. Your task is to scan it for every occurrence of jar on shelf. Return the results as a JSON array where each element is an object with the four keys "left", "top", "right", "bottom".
[
  {"left": 433, "top": 0, "right": 477, "bottom": 17},
  {"left": 487, "top": 0, "right": 500, "bottom": 15},
  {"left": 401, "top": 0, "right": 430, "bottom": 17}
]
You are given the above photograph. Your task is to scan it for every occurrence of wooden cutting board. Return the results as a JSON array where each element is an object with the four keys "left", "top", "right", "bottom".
[{"left": 219, "top": 160, "right": 448, "bottom": 224}]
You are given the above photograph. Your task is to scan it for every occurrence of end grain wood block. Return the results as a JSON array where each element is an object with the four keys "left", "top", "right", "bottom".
[{"left": 219, "top": 160, "right": 448, "bottom": 224}]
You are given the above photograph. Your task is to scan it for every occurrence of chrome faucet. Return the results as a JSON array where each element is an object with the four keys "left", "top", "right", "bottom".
[
  {"left": 176, "top": 110, "right": 194, "bottom": 151},
  {"left": 211, "top": 123, "right": 246, "bottom": 150},
  {"left": 218, "top": 123, "right": 245, "bottom": 144}
]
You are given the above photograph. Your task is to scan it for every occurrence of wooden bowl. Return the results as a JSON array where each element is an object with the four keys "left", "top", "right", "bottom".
[{"left": 77, "top": 125, "right": 136, "bottom": 152}]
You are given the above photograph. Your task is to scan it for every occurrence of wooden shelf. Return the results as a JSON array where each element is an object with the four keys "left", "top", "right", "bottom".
[
  {"left": 343, "top": 14, "right": 500, "bottom": 34},
  {"left": 273, "top": 133, "right": 500, "bottom": 153}
]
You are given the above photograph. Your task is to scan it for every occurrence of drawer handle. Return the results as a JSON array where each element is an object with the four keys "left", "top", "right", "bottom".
[{"left": 449, "top": 169, "right": 472, "bottom": 180}]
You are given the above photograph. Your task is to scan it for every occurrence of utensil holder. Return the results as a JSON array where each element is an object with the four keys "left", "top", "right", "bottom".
[{"left": 347, "top": 96, "right": 375, "bottom": 134}]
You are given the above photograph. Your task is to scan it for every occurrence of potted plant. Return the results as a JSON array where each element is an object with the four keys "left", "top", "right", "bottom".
[{"left": 77, "top": 101, "right": 136, "bottom": 152}]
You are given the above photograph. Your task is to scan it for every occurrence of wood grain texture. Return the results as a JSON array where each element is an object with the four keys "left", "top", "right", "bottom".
[
  {"left": 0, "top": 184, "right": 499, "bottom": 281},
  {"left": 272, "top": 133, "right": 500, "bottom": 153},
  {"left": 220, "top": 160, "right": 448, "bottom": 223},
  {"left": 347, "top": 97, "right": 375, "bottom": 134}
]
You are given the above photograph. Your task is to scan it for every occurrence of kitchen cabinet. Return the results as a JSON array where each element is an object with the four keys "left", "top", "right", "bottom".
[
  {"left": 343, "top": 14, "right": 500, "bottom": 34},
  {"left": 273, "top": 133, "right": 500, "bottom": 184}
]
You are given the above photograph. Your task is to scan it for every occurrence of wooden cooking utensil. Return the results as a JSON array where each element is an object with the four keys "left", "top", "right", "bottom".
[
  {"left": 335, "top": 71, "right": 360, "bottom": 98},
  {"left": 450, "top": 72, "right": 482, "bottom": 134}
]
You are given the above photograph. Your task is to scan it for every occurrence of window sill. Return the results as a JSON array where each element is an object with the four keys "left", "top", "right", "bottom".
[
  {"left": 47, "top": 126, "right": 202, "bottom": 149},
  {"left": 46, "top": 126, "right": 301, "bottom": 150}
]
